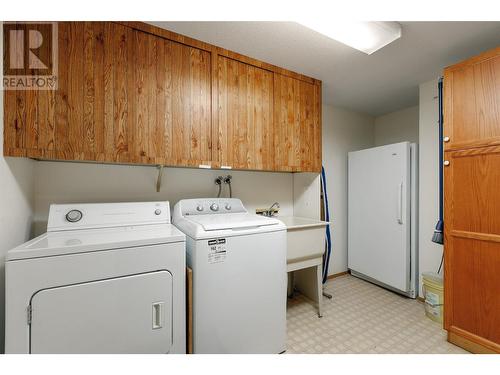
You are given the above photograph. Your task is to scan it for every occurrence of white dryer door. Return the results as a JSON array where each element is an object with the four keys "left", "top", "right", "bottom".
[{"left": 30, "top": 271, "right": 173, "bottom": 353}]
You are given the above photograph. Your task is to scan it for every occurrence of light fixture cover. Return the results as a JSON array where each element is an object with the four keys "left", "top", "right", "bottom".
[{"left": 299, "top": 21, "right": 402, "bottom": 55}]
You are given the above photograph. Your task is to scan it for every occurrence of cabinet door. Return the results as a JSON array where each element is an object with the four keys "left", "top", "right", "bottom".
[
  {"left": 3, "top": 22, "right": 88, "bottom": 160},
  {"left": 273, "top": 74, "right": 321, "bottom": 172},
  {"left": 443, "top": 47, "right": 500, "bottom": 151},
  {"left": 444, "top": 146, "right": 500, "bottom": 351},
  {"left": 217, "top": 56, "right": 274, "bottom": 170},
  {"left": 166, "top": 40, "right": 212, "bottom": 166}
]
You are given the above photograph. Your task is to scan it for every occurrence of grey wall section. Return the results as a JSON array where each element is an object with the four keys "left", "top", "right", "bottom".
[
  {"left": 374, "top": 105, "right": 419, "bottom": 146},
  {"left": 418, "top": 79, "right": 443, "bottom": 297},
  {"left": 0, "top": 23, "right": 36, "bottom": 353},
  {"left": 322, "top": 105, "right": 375, "bottom": 275}
]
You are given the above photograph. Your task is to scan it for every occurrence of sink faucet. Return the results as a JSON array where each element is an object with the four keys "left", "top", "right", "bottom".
[{"left": 264, "top": 202, "right": 280, "bottom": 217}]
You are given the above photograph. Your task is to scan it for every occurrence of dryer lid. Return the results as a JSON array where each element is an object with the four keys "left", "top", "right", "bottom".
[{"left": 7, "top": 224, "right": 185, "bottom": 261}]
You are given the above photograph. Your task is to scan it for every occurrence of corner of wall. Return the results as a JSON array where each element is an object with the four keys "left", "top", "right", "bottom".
[{"left": 292, "top": 173, "right": 321, "bottom": 219}]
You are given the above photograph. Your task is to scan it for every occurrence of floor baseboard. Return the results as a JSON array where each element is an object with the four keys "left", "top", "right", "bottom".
[{"left": 327, "top": 270, "right": 350, "bottom": 280}]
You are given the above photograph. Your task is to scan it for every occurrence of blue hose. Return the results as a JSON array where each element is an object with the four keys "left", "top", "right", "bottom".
[
  {"left": 432, "top": 77, "right": 444, "bottom": 245},
  {"left": 321, "top": 166, "right": 332, "bottom": 283}
]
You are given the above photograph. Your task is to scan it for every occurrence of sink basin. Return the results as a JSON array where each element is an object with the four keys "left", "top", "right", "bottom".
[{"left": 277, "top": 217, "right": 328, "bottom": 263}]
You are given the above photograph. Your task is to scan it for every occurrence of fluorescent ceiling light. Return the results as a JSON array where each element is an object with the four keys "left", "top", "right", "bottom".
[{"left": 298, "top": 21, "right": 402, "bottom": 55}]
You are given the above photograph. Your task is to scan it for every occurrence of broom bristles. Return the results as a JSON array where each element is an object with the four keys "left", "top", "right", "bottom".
[{"left": 432, "top": 220, "right": 444, "bottom": 245}]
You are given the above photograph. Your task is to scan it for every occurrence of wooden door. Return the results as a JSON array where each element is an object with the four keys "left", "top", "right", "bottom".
[
  {"left": 444, "top": 46, "right": 500, "bottom": 353},
  {"left": 217, "top": 56, "right": 274, "bottom": 170},
  {"left": 131, "top": 30, "right": 212, "bottom": 166},
  {"left": 273, "top": 73, "right": 321, "bottom": 172}
]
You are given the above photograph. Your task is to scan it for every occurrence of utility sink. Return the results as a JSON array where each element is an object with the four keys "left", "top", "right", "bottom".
[
  {"left": 278, "top": 216, "right": 329, "bottom": 317},
  {"left": 277, "top": 216, "right": 328, "bottom": 264}
]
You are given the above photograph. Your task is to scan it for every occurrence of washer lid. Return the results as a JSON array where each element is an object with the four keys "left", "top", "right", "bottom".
[
  {"left": 7, "top": 224, "right": 185, "bottom": 261},
  {"left": 187, "top": 212, "right": 281, "bottom": 231}
]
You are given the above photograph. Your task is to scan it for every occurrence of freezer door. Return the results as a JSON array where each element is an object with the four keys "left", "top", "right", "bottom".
[
  {"left": 30, "top": 271, "right": 173, "bottom": 353},
  {"left": 348, "top": 142, "right": 411, "bottom": 292}
]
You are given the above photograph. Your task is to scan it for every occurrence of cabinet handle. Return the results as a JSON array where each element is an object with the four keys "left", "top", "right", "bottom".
[
  {"left": 444, "top": 160, "right": 450, "bottom": 166},
  {"left": 443, "top": 136, "right": 450, "bottom": 142}
]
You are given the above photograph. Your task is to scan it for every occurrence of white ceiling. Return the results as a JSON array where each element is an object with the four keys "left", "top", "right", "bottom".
[{"left": 150, "top": 21, "right": 500, "bottom": 116}]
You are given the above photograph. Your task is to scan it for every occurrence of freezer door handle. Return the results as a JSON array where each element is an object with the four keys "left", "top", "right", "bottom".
[{"left": 397, "top": 181, "right": 403, "bottom": 224}]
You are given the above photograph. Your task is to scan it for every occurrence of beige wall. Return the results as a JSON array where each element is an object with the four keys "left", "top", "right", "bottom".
[
  {"left": 418, "top": 79, "right": 443, "bottom": 297},
  {"left": 374, "top": 105, "right": 419, "bottom": 146},
  {"left": 322, "top": 105, "right": 375, "bottom": 275},
  {"left": 0, "top": 24, "right": 36, "bottom": 353}
]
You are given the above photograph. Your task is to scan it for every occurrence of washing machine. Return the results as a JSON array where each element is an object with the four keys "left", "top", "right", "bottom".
[
  {"left": 172, "top": 198, "right": 287, "bottom": 354},
  {"left": 5, "top": 201, "right": 186, "bottom": 354}
]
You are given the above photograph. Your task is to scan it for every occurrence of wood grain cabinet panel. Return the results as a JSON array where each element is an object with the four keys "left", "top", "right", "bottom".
[
  {"left": 444, "top": 47, "right": 500, "bottom": 151},
  {"left": 217, "top": 56, "right": 274, "bottom": 170},
  {"left": 167, "top": 40, "right": 212, "bottom": 166},
  {"left": 273, "top": 73, "right": 321, "bottom": 172},
  {"left": 444, "top": 146, "right": 500, "bottom": 351},
  {"left": 444, "top": 46, "right": 500, "bottom": 353}
]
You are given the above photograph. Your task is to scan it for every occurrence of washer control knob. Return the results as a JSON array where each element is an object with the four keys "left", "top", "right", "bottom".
[
  {"left": 225, "top": 203, "right": 231, "bottom": 210},
  {"left": 154, "top": 209, "right": 162, "bottom": 215},
  {"left": 210, "top": 203, "right": 219, "bottom": 212},
  {"left": 196, "top": 205, "right": 204, "bottom": 212},
  {"left": 66, "top": 209, "right": 83, "bottom": 223}
]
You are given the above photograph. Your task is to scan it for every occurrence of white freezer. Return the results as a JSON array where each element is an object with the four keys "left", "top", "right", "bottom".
[{"left": 348, "top": 142, "right": 418, "bottom": 298}]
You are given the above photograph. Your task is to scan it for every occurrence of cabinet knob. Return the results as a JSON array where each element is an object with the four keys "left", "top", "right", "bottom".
[
  {"left": 444, "top": 160, "right": 450, "bottom": 166},
  {"left": 443, "top": 136, "right": 450, "bottom": 142}
]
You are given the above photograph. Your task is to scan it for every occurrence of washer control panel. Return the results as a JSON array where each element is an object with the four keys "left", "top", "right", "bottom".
[{"left": 180, "top": 198, "right": 246, "bottom": 216}]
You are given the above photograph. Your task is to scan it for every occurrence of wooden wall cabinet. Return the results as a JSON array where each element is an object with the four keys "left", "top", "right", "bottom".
[
  {"left": 443, "top": 46, "right": 500, "bottom": 354},
  {"left": 273, "top": 74, "right": 322, "bottom": 172},
  {"left": 3, "top": 22, "right": 322, "bottom": 172}
]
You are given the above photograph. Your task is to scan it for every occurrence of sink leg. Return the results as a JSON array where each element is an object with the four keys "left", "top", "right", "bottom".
[{"left": 317, "top": 264, "right": 323, "bottom": 318}]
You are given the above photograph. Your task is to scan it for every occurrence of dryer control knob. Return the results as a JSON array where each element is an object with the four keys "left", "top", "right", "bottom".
[
  {"left": 210, "top": 203, "right": 219, "bottom": 212},
  {"left": 66, "top": 209, "right": 83, "bottom": 223},
  {"left": 154, "top": 209, "right": 162, "bottom": 215},
  {"left": 196, "top": 205, "right": 204, "bottom": 212}
]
